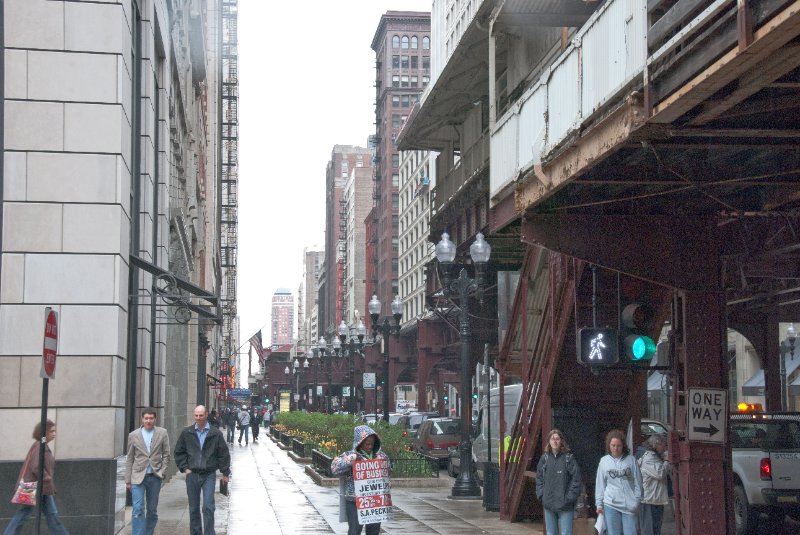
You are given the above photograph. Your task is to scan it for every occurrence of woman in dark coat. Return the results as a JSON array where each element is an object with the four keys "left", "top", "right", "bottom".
[
  {"left": 535, "top": 429, "right": 582, "bottom": 535},
  {"left": 3, "top": 419, "right": 70, "bottom": 535}
]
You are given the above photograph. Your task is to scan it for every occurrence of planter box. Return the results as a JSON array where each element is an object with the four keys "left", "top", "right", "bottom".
[
  {"left": 279, "top": 431, "right": 294, "bottom": 447},
  {"left": 311, "top": 449, "right": 333, "bottom": 477},
  {"left": 292, "top": 439, "right": 314, "bottom": 458}
]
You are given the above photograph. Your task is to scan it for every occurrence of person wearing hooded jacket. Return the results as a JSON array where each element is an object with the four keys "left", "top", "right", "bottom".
[
  {"left": 331, "top": 425, "right": 391, "bottom": 535},
  {"left": 535, "top": 429, "right": 582, "bottom": 535},
  {"left": 595, "top": 429, "right": 643, "bottom": 535}
]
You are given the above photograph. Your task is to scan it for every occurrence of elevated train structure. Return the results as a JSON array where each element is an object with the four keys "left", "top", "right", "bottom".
[{"left": 400, "top": 0, "right": 800, "bottom": 531}]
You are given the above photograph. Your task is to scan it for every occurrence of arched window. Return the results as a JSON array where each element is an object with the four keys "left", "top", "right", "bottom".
[
  {"left": 401, "top": 36, "right": 409, "bottom": 49},
  {"left": 422, "top": 36, "right": 430, "bottom": 50},
  {"left": 411, "top": 36, "right": 418, "bottom": 49},
  {"left": 392, "top": 35, "right": 400, "bottom": 48}
]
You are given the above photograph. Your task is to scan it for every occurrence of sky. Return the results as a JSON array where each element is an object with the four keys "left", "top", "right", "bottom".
[{"left": 237, "top": 1, "right": 432, "bottom": 357}]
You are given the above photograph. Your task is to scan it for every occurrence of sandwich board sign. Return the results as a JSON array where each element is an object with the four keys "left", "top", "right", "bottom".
[{"left": 353, "top": 457, "right": 392, "bottom": 524}]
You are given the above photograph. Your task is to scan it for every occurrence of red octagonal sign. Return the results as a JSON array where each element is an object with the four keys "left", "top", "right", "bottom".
[{"left": 41, "top": 308, "right": 58, "bottom": 380}]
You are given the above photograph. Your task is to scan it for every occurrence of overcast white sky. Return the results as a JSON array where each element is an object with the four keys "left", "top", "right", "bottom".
[{"left": 237, "top": 1, "right": 432, "bottom": 355}]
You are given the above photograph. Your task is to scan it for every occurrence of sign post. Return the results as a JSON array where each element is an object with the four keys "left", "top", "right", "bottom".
[
  {"left": 352, "top": 457, "right": 392, "bottom": 524},
  {"left": 36, "top": 307, "right": 58, "bottom": 534},
  {"left": 687, "top": 388, "right": 727, "bottom": 443}
]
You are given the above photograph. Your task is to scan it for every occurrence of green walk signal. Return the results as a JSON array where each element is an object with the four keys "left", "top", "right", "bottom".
[{"left": 625, "top": 334, "right": 656, "bottom": 361}]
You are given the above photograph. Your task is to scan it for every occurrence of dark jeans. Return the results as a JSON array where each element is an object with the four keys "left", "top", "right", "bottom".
[
  {"left": 345, "top": 499, "right": 380, "bottom": 535},
  {"left": 238, "top": 425, "right": 249, "bottom": 444},
  {"left": 185, "top": 471, "right": 217, "bottom": 535},
  {"left": 640, "top": 503, "right": 665, "bottom": 535},
  {"left": 3, "top": 494, "right": 70, "bottom": 535},
  {"left": 131, "top": 473, "right": 162, "bottom": 535},
  {"left": 226, "top": 424, "right": 235, "bottom": 443}
]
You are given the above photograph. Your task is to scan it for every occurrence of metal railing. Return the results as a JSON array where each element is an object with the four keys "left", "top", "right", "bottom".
[
  {"left": 312, "top": 449, "right": 333, "bottom": 477},
  {"left": 279, "top": 431, "right": 293, "bottom": 447},
  {"left": 292, "top": 438, "right": 314, "bottom": 458},
  {"left": 390, "top": 454, "right": 440, "bottom": 478}
]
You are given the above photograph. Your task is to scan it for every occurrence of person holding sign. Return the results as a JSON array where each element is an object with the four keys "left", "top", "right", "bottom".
[{"left": 330, "top": 425, "right": 391, "bottom": 535}]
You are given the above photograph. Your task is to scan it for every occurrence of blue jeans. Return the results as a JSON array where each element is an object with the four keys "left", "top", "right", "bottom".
[
  {"left": 226, "top": 424, "right": 235, "bottom": 443},
  {"left": 132, "top": 473, "right": 162, "bottom": 535},
  {"left": 238, "top": 425, "right": 249, "bottom": 444},
  {"left": 544, "top": 508, "right": 574, "bottom": 535},
  {"left": 603, "top": 505, "right": 638, "bottom": 535},
  {"left": 185, "top": 471, "right": 217, "bottom": 535},
  {"left": 3, "top": 494, "right": 70, "bottom": 535},
  {"left": 639, "top": 503, "right": 664, "bottom": 535}
]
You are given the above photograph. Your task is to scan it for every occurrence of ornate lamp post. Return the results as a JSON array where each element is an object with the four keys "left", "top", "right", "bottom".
[
  {"left": 369, "top": 294, "right": 403, "bottom": 422},
  {"left": 317, "top": 334, "right": 342, "bottom": 413},
  {"left": 308, "top": 347, "right": 320, "bottom": 411},
  {"left": 435, "top": 231, "right": 491, "bottom": 499},
  {"left": 284, "top": 365, "right": 292, "bottom": 411},
  {"left": 339, "top": 319, "right": 367, "bottom": 414}
]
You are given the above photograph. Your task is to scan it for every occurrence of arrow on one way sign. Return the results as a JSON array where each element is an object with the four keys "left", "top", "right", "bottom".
[{"left": 692, "top": 424, "right": 720, "bottom": 437}]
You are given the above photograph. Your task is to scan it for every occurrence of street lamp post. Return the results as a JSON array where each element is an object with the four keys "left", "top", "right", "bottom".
[
  {"left": 284, "top": 365, "right": 292, "bottom": 411},
  {"left": 339, "top": 319, "right": 367, "bottom": 414},
  {"left": 317, "top": 335, "right": 341, "bottom": 413},
  {"left": 435, "top": 231, "right": 491, "bottom": 499},
  {"left": 369, "top": 294, "right": 403, "bottom": 423}
]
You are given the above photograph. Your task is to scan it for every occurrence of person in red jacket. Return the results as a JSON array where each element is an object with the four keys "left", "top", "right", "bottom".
[{"left": 3, "top": 419, "right": 70, "bottom": 535}]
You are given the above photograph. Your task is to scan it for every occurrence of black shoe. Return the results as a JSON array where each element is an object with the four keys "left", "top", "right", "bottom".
[{"left": 238, "top": 440, "right": 241, "bottom": 445}]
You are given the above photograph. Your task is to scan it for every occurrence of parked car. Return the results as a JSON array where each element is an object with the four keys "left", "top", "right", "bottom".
[
  {"left": 641, "top": 418, "right": 671, "bottom": 437},
  {"left": 412, "top": 417, "right": 461, "bottom": 466},
  {"left": 406, "top": 411, "right": 439, "bottom": 433},
  {"left": 361, "top": 413, "right": 382, "bottom": 424}
]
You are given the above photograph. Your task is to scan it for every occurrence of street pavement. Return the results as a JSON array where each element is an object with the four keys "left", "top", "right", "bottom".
[{"left": 120, "top": 430, "right": 676, "bottom": 534}]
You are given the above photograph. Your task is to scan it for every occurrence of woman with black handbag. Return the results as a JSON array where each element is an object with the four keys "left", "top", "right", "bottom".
[{"left": 4, "top": 419, "right": 70, "bottom": 535}]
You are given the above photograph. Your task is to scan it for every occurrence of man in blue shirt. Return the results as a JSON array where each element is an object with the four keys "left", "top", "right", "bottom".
[
  {"left": 125, "top": 408, "right": 170, "bottom": 535},
  {"left": 174, "top": 405, "right": 231, "bottom": 535}
]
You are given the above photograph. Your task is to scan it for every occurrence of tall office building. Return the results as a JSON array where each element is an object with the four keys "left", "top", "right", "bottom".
[
  {"left": 0, "top": 1, "right": 229, "bottom": 531},
  {"left": 370, "top": 12, "right": 431, "bottom": 313},
  {"left": 320, "top": 145, "right": 372, "bottom": 334},
  {"left": 299, "top": 247, "right": 324, "bottom": 351},
  {"left": 271, "top": 289, "right": 295, "bottom": 346}
]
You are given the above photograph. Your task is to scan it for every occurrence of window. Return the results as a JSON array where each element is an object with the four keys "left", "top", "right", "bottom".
[
  {"left": 392, "top": 75, "right": 400, "bottom": 88},
  {"left": 411, "top": 36, "right": 418, "bottom": 49},
  {"left": 341, "top": 160, "right": 348, "bottom": 178},
  {"left": 411, "top": 56, "right": 418, "bottom": 69},
  {"left": 392, "top": 173, "right": 399, "bottom": 187},
  {"left": 392, "top": 114, "right": 401, "bottom": 129},
  {"left": 401, "top": 36, "right": 409, "bottom": 49},
  {"left": 392, "top": 193, "right": 399, "bottom": 209},
  {"left": 392, "top": 55, "right": 400, "bottom": 68},
  {"left": 401, "top": 75, "right": 409, "bottom": 88},
  {"left": 401, "top": 55, "right": 409, "bottom": 69},
  {"left": 392, "top": 35, "right": 400, "bottom": 48},
  {"left": 401, "top": 95, "right": 410, "bottom": 107},
  {"left": 392, "top": 95, "right": 400, "bottom": 107},
  {"left": 423, "top": 36, "right": 430, "bottom": 49},
  {"left": 410, "top": 76, "right": 418, "bottom": 87},
  {"left": 422, "top": 56, "right": 430, "bottom": 69},
  {"left": 422, "top": 75, "right": 430, "bottom": 87},
  {"left": 392, "top": 154, "right": 399, "bottom": 168}
]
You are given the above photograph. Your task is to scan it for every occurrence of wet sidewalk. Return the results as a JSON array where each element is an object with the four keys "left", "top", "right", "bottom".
[{"left": 122, "top": 430, "right": 617, "bottom": 534}]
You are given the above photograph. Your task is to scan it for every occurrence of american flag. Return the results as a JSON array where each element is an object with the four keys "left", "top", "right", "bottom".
[{"left": 249, "top": 330, "right": 266, "bottom": 364}]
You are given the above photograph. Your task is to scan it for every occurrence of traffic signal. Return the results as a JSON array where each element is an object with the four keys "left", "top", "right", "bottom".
[
  {"left": 621, "top": 303, "right": 656, "bottom": 362},
  {"left": 577, "top": 327, "right": 619, "bottom": 366},
  {"left": 472, "top": 392, "right": 478, "bottom": 401},
  {"left": 443, "top": 394, "right": 449, "bottom": 402}
]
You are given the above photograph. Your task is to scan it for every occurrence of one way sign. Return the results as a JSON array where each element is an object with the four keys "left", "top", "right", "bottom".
[{"left": 687, "top": 388, "right": 727, "bottom": 443}]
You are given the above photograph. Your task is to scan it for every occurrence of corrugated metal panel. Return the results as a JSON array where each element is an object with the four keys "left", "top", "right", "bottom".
[
  {"left": 547, "top": 49, "right": 581, "bottom": 152},
  {"left": 517, "top": 85, "right": 547, "bottom": 172},
  {"left": 582, "top": 0, "right": 647, "bottom": 115},
  {"left": 490, "top": 110, "right": 519, "bottom": 196}
]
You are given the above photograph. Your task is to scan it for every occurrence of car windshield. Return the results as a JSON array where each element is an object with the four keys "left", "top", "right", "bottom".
[
  {"left": 388, "top": 414, "right": 403, "bottom": 425},
  {"left": 431, "top": 420, "right": 460, "bottom": 435},
  {"left": 641, "top": 421, "right": 669, "bottom": 436}
]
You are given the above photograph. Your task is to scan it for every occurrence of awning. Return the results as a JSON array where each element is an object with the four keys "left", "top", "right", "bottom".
[
  {"left": 741, "top": 355, "right": 800, "bottom": 396},
  {"left": 648, "top": 371, "right": 668, "bottom": 392}
]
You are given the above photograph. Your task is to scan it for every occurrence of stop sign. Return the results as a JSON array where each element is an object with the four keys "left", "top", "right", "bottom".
[{"left": 41, "top": 308, "right": 58, "bottom": 380}]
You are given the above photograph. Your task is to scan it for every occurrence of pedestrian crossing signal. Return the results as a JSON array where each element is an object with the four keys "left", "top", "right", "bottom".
[{"left": 577, "top": 328, "right": 619, "bottom": 366}]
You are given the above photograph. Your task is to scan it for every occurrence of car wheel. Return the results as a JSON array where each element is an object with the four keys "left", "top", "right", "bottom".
[{"left": 733, "top": 485, "right": 758, "bottom": 535}]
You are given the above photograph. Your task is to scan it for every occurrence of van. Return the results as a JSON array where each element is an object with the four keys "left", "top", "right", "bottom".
[{"left": 472, "top": 384, "right": 523, "bottom": 473}]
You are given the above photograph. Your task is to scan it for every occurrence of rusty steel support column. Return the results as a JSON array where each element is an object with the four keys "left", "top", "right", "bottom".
[
  {"left": 672, "top": 290, "right": 731, "bottom": 535},
  {"left": 762, "top": 314, "right": 782, "bottom": 411}
]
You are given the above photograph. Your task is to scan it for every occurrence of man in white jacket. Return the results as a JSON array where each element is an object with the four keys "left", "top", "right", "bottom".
[
  {"left": 237, "top": 406, "right": 251, "bottom": 445},
  {"left": 638, "top": 434, "right": 671, "bottom": 535}
]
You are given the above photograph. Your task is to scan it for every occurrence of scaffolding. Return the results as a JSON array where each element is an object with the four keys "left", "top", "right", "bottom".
[{"left": 221, "top": 0, "right": 239, "bottom": 370}]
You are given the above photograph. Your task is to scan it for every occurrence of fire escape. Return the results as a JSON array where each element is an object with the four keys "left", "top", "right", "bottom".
[{"left": 220, "top": 0, "right": 238, "bottom": 388}]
